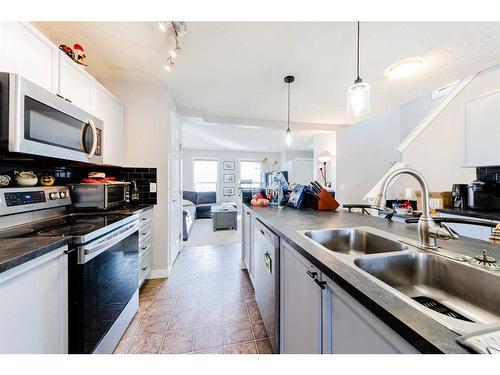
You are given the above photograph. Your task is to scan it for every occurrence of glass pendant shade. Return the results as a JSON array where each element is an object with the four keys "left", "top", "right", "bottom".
[
  {"left": 347, "top": 81, "right": 370, "bottom": 116},
  {"left": 285, "top": 128, "right": 293, "bottom": 147}
]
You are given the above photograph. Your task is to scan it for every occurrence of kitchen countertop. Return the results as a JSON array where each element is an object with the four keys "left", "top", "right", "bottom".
[
  {"left": 0, "top": 237, "right": 69, "bottom": 274},
  {"left": 437, "top": 207, "right": 500, "bottom": 222},
  {"left": 245, "top": 203, "right": 500, "bottom": 354}
]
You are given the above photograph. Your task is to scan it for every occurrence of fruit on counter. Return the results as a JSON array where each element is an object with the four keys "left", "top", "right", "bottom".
[
  {"left": 251, "top": 198, "right": 270, "bottom": 206},
  {"left": 255, "top": 192, "right": 264, "bottom": 200},
  {"left": 40, "top": 175, "right": 56, "bottom": 186}
]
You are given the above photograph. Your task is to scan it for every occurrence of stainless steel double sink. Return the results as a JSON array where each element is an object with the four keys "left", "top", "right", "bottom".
[{"left": 299, "top": 227, "right": 500, "bottom": 334}]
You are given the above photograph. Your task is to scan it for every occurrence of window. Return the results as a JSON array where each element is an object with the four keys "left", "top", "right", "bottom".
[
  {"left": 193, "top": 159, "right": 218, "bottom": 192},
  {"left": 240, "top": 160, "right": 262, "bottom": 188}
]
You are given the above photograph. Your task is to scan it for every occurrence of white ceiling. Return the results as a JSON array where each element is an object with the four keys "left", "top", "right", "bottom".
[
  {"left": 34, "top": 21, "right": 500, "bottom": 126},
  {"left": 182, "top": 119, "right": 325, "bottom": 152}
]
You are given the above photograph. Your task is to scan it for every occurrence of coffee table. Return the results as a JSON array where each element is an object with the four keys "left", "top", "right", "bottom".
[{"left": 211, "top": 204, "right": 238, "bottom": 231}]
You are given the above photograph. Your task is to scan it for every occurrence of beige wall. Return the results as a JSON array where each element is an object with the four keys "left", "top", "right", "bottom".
[
  {"left": 103, "top": 79, "right": 177, "bottom": 277},
  {"left": 398, "top": 65, "right": 500, "bottom": 196}
]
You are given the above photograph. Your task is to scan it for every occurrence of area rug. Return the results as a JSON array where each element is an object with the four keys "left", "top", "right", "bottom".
[{"left": 183, "top": 215, "right": 242, "bottom": 247}]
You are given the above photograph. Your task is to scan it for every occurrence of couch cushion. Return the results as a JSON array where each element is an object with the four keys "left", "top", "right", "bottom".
[
  {"left": 197, "top": 191, "right": 216, "bottom": 205},
  {"left": 183, "top": 191, "right": 198, "bottom": 205}
]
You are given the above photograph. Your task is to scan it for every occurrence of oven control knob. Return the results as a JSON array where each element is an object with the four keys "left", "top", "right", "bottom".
[
  {"left": 49, "top": 192, "right": 60, "bottom": 200},
  {"left": 59, "top": 191, "right": 67, "bottom": 199}
]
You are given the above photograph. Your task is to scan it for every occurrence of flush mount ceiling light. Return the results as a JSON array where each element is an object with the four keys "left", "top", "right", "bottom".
[
  {"left": 159, "top": 21, "right": 187, "bottom": 73},
  {"left": 346, "top": 21, "right": 370, "bottom": 117},
  {"left": 284, "top": 75, "right": 295, "bottom": 147},
  {"left": 386, "top": 58, "right": 423, "bottom": 79}
]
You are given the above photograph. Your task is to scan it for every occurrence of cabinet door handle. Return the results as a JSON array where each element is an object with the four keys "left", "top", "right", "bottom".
[
  {"left": 314, "top": 279, "right": 327, "bottom": 289},
  {"left": 141, "top": 266, "right": 148, "bottom": 271},
  {"left": 260, "top": 229, "right": 265, "bottom": 236},
  {"left": 306, "top": 270, "right": 317, "bottom": 279}
]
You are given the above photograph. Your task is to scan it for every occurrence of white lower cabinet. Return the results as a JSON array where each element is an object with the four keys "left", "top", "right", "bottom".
[
  {"left": 138, "top": 208, "right": 153, "bottom": 287},
  {"left": 280, "top": 239, "right": 418, "bottom": 354},
  {"left": 242, "top": 206, "right": 252, "bottom": 274},
  {"left": 280, "top": 240, "right": 322, "bottom": 354},
  {"left": 0, "top": 245, "right": 68, "bottom": 353},
  {"left": 322, "top": 277, "right": 418, "bottom": 354}
]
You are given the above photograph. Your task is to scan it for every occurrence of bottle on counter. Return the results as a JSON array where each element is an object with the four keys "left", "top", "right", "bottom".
[{"left": 131, "top": 180, "right": 140, "bottom": 205}]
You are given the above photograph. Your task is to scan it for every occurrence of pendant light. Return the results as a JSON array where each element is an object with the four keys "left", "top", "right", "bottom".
[
  {"left": 284, "top": 75, "right": 294, "bottom": 147},
  {"left": 346, "top": 21, "right": 370, "bottom": 117}
]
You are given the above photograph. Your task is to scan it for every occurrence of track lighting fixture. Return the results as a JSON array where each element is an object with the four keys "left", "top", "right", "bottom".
[{"left": 158, "top": 21, "right": 187, "bottom": 74}]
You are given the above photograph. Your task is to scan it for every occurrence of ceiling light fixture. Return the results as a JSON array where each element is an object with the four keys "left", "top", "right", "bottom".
[
  {"left": 164, "top": 57, "right": 174, "bottom": 72},
  {"left": 159, "top": 21, "right": 187, "bottom": 74},
  {"left": 346, "top": 21, "right": 370, "bottom": 117},
  {"left": 386, "top": 58, "right": 423, "bottom": 79},
  {"left": 284, "top": 75, "right": 295, "bottom": 147}
]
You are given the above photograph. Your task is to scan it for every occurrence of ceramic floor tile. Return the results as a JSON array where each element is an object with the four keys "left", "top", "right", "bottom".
[
  {"left": 193, "top": 347, "right": 225, "bottom": 354},
  {"left": 242, "top": 288, "right": 255, "bottom": 302},
  {"left": 223, "top": 320, "right": 254, "bottom": 345},
  {"left": 193, "top": 324, "right": 225, "bottom": 352},
  {"left": 168, "top": 308, "right": 198, "bottom": 331},
  {"left": 149, "top": 298, "right": 176, "bottom": 315},
  {"left": 122, "top": 315, "right": 144, "bottom": 339},
  {"left": 223, "top": 302, "right": 249, "bottom": 323},
  {"left": 251, "top": 319, "right": 269, "bottom": 340},
  {"left": 256, "top": 339, "right": 274, "bottom": 354},
  {"left": 161, "top": 329, "right": 195, "bottom": 354},
  {"left": 137, "top": 314, "right": 170, "bottom": 336},
  {"left": 196, "top": 304, "right": 224, "bottom": 327},
  {"left": 225, "top": 341, "right": 258, "bottom": 354},
  {"left": 128, "top": 334, "right": 163, "bottom": 354},
  {"left": 113, "top": 337, "right": 132, "bottom": 354},
  {"left": 246, "top": 300, "right": 263, "bottom": 322}
]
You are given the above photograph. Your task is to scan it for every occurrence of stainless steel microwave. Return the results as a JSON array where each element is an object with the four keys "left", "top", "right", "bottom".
[
  {"left": 68, "top": 182, "right": 130, "bottom": 210},
  {"left": 0, "top": 72, "right": 103, "bottom": 164}
]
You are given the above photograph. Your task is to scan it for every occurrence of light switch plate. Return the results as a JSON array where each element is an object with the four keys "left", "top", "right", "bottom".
[{"left": 149, "top": 183, "right": 157, "bottom": 193}]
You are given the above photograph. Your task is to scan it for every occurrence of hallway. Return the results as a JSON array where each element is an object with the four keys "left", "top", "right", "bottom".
[{"left": 114, "top": 243, "right": 273, "bottom": 354}]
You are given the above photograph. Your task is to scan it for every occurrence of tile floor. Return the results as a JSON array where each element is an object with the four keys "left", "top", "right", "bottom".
[{"left": 114, "top": 243, "right": 273, "bottom": 354}]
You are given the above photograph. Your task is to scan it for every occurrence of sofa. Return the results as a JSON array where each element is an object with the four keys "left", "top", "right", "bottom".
[
  {"left": 183, "top": 191, "right": 217, "bottom": 219},
  {"left": 182, "top": 191, "right": 218, "bottom": 241}
]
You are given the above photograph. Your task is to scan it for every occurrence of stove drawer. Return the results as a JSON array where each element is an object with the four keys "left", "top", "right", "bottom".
[{"left": 139, "top": 249, "right": 151, "bottom": 288}]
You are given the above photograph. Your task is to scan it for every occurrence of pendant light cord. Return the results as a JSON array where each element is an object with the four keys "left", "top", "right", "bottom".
[
  {"left": 356, "top": 21, "right": 361, "bottom": 82},
  {"left": 287, "top": 81, "right": 291, "bottom": 131}
]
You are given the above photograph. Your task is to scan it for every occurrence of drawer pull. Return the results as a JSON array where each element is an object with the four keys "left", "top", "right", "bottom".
[
  {"left": 142, "top": 231, "right": 149, "bottom": 236},
  {"left": 142, "top": 246, "right": 148, "bottom": 250},
  {"left": 306, "top": 270, "right": 317, "bottom": 279},
  {"left": 142, "top": 217, "right": 148, "bottom": 221},
  {"left": 314, "top": 279, "right": 327, "bottom": 289},
  {"left": 141, "top": 266, "right": 148, "bottom": 271}
]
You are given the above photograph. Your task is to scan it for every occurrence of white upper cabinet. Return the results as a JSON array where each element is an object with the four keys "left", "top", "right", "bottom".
[
  {"left": 92, "top": 82, "right": 124, "bottom": 166},
  {"left": 463, "top": 90, "right": 500, "bottom": 167},
  {"left": 58, "top": 51, "right": 93, "bottom": 113},
  {"left": 0, "top": 22, "right": 58, "bottom": 93}
]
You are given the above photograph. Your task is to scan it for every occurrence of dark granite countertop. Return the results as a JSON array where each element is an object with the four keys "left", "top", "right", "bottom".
[
  {"left": 437, "top": 208, "right": 500, "bottom": 222},
  {"left": 107, "top": 204, "right": 154, "bottom": 215},
  {"left": 0, "top": 237, "right": 69, "bottom": 274},
  {"left": 245, "top": 203, "right": 500, "bottom": 354}
]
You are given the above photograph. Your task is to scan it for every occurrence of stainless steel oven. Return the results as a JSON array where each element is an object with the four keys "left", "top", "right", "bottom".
[
  {"left": 0, "top": 72, "right": 103, "bottom": 164},
  {"left": 68, "top": 182, "right": 129, "bottom": 210}
]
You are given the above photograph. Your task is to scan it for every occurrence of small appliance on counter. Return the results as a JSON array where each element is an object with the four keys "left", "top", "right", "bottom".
[
  {"left": 68, "top": 181, "right": 130, "bottom": 210},
  {"left": 452, "top": 184, "right": 468, "bottom": 209},
  {"left": 467, "top": 180, "right": 500, "bottom": 210}
]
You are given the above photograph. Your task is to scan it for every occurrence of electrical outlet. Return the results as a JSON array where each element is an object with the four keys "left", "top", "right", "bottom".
[{"left": 149, "top": 183, "right": 157, "bottom": 193}]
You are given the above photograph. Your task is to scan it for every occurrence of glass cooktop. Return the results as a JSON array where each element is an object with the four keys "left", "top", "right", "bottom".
[{"left": 0, "top": 213, "right": 131, "bottom": 239}]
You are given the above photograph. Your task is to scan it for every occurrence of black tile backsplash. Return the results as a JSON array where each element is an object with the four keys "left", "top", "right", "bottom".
[
  {"left": 0, "top": 157, "right": 157, "bottom": 205},
  {"left": 477, "top": 166, "right": 500, "bottom": 182}
]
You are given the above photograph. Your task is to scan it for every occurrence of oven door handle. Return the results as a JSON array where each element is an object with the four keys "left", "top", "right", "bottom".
[{"left": 80, "top": 221, "right": 139, "bottom": 264}]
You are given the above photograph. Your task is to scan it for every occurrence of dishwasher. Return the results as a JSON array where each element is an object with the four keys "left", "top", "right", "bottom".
[{"left": 253, "top": 219, "right": 280, "bottom": 353}]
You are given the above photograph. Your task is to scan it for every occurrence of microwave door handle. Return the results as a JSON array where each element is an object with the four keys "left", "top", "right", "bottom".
[{"left": 80, "top": 119, "right": 98, "bottom": 159}]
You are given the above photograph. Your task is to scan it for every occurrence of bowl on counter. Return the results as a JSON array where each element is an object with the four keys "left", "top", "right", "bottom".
[{"left": 14, "top": 171, "right": 38, "bottom": 186}]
